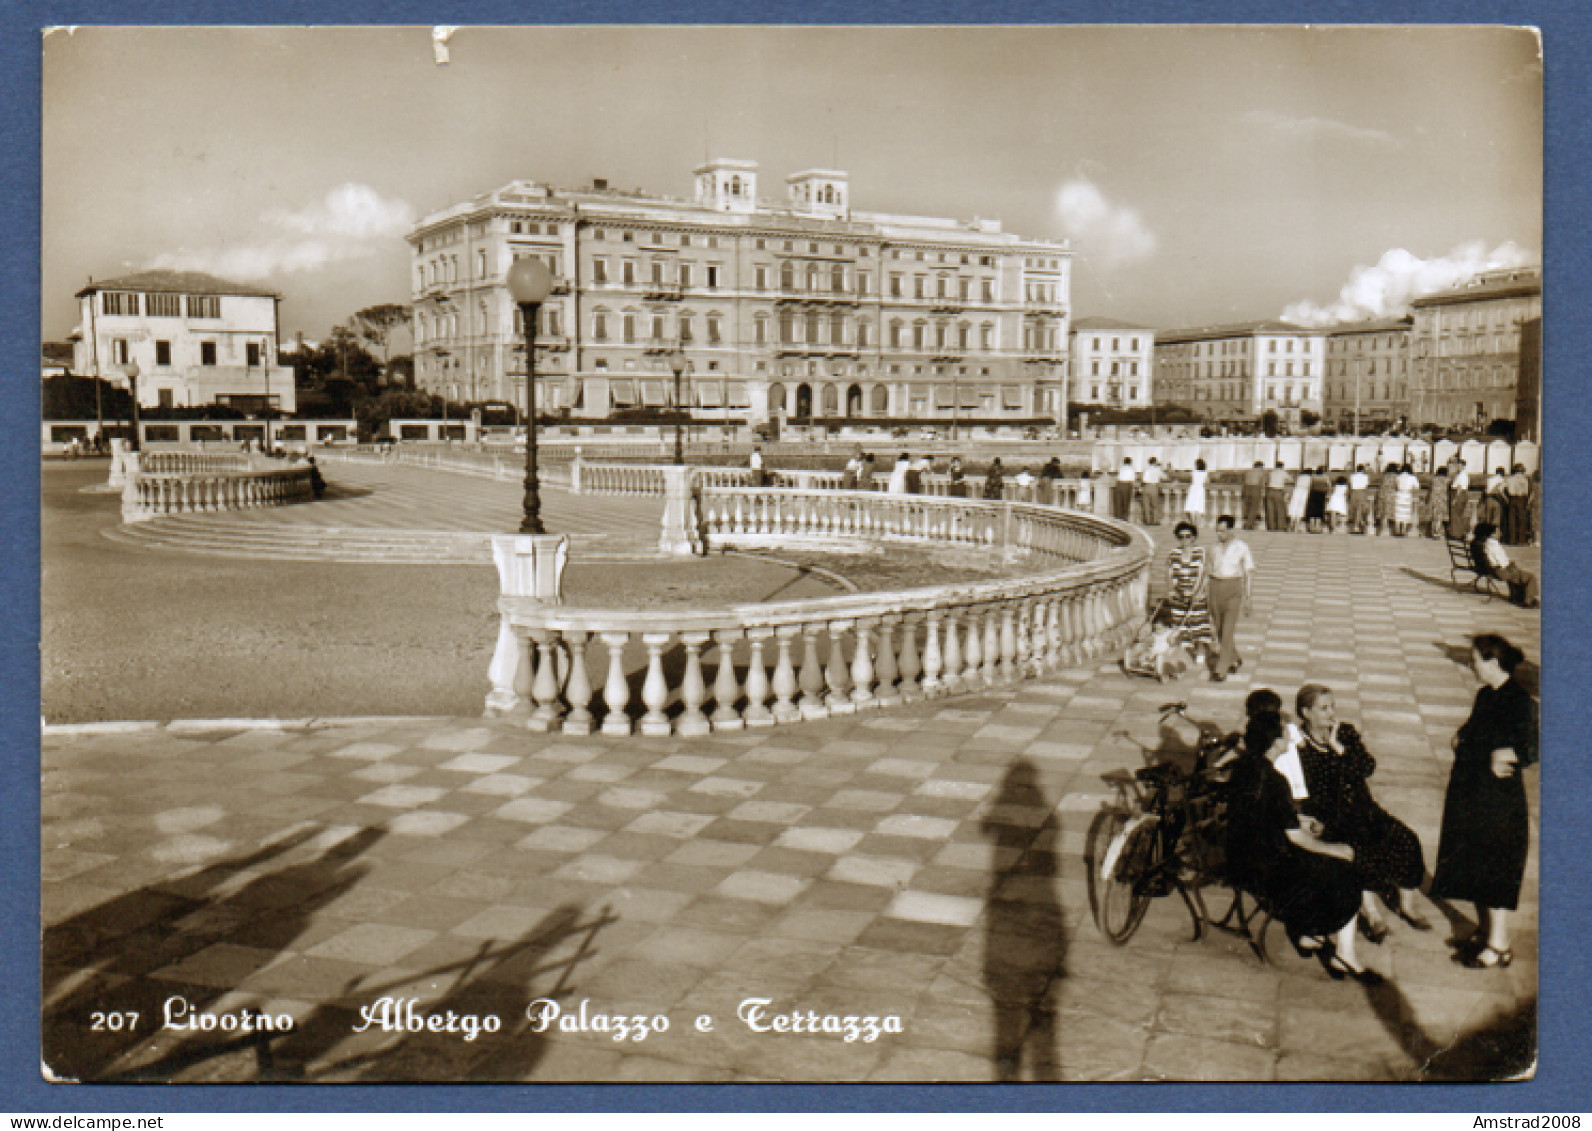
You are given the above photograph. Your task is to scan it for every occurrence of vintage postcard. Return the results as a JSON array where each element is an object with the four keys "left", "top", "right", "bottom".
[{"left": 38, "top": 23, "right": 1544, "bottom": 1089}]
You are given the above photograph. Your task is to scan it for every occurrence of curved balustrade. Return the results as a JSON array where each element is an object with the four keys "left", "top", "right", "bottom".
[
  {"left": 138, "top": 451, "right": 253, "bottom": 474},
  {"left": 488, "top": 493, "right": 1152, "bottom": 736},
  {"left": 121, "top": 467, "right": 314, "bottom": 523}
]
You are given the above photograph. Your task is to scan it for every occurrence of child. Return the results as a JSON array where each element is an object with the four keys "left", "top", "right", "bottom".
[{"left": 1124, "top": 607, "right": 1190, "bottom": 682}]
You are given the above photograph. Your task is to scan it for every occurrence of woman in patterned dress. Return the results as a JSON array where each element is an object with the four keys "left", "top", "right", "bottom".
[
  {"left": 1427, "top": 467, "right": 1451, "bottom": 539},
  {"left": 1295, "top": 684, "right": 1430, "bottom": 942},
  {"left": 1165, "top": 522, "right": 1215, "bottom": 662},
  {"left": 1393, "top": 463, "right": 1421, "bottom": 536},
  {"left": 1375, "top": 462, "right": 1401, "bottom": 536}
]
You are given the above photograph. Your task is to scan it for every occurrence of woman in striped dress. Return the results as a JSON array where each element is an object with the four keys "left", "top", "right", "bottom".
[
  {"left": 1375, "top": 463, "right": 1400, "bottom": 536},
  {"left": 1427, "top": 467, "right": 1451, "bottom": 539},
  {"left": 1166, "top": 522, "right": 1215, "bottom": 662}
]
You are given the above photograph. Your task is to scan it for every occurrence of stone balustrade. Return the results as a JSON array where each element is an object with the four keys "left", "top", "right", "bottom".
[
  {"left": 121, "top": 463, "right": 315, "bottom": 524},
  {"left": 487, "top": 492, "right": 1152, "bottom": 735},
  {"left": 137, "top": 451, "right": 254, "bottom": 474}
]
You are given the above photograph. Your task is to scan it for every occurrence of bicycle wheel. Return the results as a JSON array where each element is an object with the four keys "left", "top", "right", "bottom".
[{"left": 1086, "top": 808, "right": 1159, "bottom": 944}]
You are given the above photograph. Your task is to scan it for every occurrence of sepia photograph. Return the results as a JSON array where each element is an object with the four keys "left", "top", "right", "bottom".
[{"left": 37, "top": 23, "right": 1547, "bottom": 1087}]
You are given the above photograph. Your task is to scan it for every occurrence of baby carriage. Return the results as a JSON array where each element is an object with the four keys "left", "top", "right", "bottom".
[{"left": 1121, "top": 597, "right": 1196, "bottom": 682}]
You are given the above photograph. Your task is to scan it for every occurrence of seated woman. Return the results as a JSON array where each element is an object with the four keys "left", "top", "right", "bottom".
[
  {"left": 1224, "top": 710, "right": 1375, "bottom": 981},
  {"left": 1472, "top": 522, "right": 1540, "bottom": 608},
  {"left": 1295, "top": 684, "right": 1429, "bottom": 942}
]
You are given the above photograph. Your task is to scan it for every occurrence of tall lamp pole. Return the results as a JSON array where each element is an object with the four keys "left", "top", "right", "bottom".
[
  {"left": 668, "top": 346, "right": 689, "bottom": 466},
  {"left": 123, "top": 360, "right": 142, "bottom": 452},
  {"left": 508, "top": 257, "right": 554, "bottom": 534}
]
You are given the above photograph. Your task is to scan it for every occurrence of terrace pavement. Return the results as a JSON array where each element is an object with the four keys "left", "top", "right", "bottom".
[{"left": 42, "top": 465, "right": 1543, "bottom": 1084}]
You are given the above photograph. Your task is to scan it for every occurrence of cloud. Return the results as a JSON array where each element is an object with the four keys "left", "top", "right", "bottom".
[
  {"left": 1054, "top": 179, "right": 1156, "bottom": 268},
  {"left": 147, "top": 183, "right": 415, "bottom": 282},
  {"left": 1281, "top": 241, "right": 1540, "bottom": 326},
  {"left": 1241, "top": 109, "right": 1400, "bottom": 148}
]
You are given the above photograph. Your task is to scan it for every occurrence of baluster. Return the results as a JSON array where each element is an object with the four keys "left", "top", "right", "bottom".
[
  {"left": 960, "top": 608, "right": 982, "bottom": 688},
  {"left": 982, "top": 606, "right": 1001, "bottom": 686},
  {"left": 1030, "top": 598, "right": 1050, "bottom": 675},
  {"left": 1000, "top": 604, "right": 1020, "bottom": 682},
  {"left": 599, "top": 631, "right": 633, "bottom": 735},
  {"left": 1015, "top": 603, "right": 1032, "bottom": 677},
  {"left": 737, "top": 627, "right": 772, "bottom": 727},
  {"left": 936, "top": 609, "right": 959, "bottom": 693},
  {"left": 873, "top": 615, "right": 900, "bottom": 705},
  {"left": 561, "top": 630, "right": 595, "bottom": 735},
  {"left": 527, "top": 631, "right": 564, "bottom": 732},
  {"left": 710, "top": 629, "right": 745, "bottom": 730},
  {"left": 676, "top": 631, "right": 712, "bottom": 737},
  {"left": 798, "top": 622, "right": 829, "bottom": 719},
  {"left": 639, "top": 632, "right": 674, "bottom": 736},
  {"left": 770, "top": 626, "right": 799, "bottom": 723},
  {"left": 849, "top": 619, "right": 876, "bottom": 707},
  {"left": 897, "top": 613, "right": 922, "bottom": 700},
  {"left": 919, "top": 611, "right": 944, "bottom": 697},
  {"left": 825, "top": 621, "right": 855, "bottom": 713}
]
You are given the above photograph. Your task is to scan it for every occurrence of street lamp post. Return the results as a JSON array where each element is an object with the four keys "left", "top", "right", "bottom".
[
  {"left": 668, "top": 347, "right": 690, "bottom": 466},
  {"left": 123, "top": 360, "right": 142, "bottom": 452},
  {"left": 508, "top": 257, "right": 554, "bottom": 534}
]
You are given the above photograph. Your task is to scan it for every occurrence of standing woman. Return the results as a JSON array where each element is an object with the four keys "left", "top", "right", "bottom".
[
  {"left": 1287, "top": 467, "right": 1310, "bottom": 533},
  {"left": 1184, "top": 458, "right": 1209, "bottom": 528},
  {"left": 1430, "top": 635, "right": 1539, "bottom": 968},
  {"left": 1305, "top": 467, "right": 1330, "bottom": 533},
  {"left": 1165, "top": 521, "right": 1215, "bottom": 665},
  {"left": 1326, "top": 475, "right": 1349, "bottom": 534},
  {"left": 1393, "top": 463, "right": 1421, "bottom": 537},
  {"left": 1427, "top": 466, "right": 1451, "bottom": 540},
  {"left": 1375, "top": 462, "right": 1400, "bottom": 537},
  {"left": 982, "top": 457, "right": 1006, "bottom": 501},
  {"left": 946, "top": 456, "right": 967, "bottom": 498},
  {"left": 887, "top": 452, "right": 912, "bottom": 495}
]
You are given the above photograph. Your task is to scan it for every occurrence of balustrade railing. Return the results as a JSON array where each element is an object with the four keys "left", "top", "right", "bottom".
[
  {"left": 137, "top": 451, "right": 253, "bottom": 474},
  {"left": 121, "top": 466, "right": 314, "bottom": 523},
  {"left": 488, "top": 492, "right": 1152, "bottom": 736}
]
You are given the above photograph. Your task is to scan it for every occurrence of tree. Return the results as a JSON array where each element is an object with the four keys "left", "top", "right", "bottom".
[
  {"left": 1261, "top": 410, "right": 1279, "bottom": 437},
  {"left": 351, "top": 303, "right": 411, "bottom": 386}
]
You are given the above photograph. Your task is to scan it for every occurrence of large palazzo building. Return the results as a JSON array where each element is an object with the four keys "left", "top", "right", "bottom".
[
  {"left": 1152, "top": 321, "right": 1326, "bottom": 423},
  {"left": 1068, "top": 317, "right": 1154, "bottom": 410},
  {"left": 407, "top": 159, "right": 1072, "bottom": 426},
  {"left": 1408, "top": 267, "right": 1541, "bottom": 430}
]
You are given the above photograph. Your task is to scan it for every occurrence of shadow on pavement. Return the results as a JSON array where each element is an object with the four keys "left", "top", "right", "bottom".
[
  {"left": 980, "top": 758, "right": 1067, "bottom": 1081},
  {"left": 43, "top": 826, "right": 384, "bottom": 1082},
  {"left": 1362, "top": 977, "right": 1537, "bottom": 1081}
]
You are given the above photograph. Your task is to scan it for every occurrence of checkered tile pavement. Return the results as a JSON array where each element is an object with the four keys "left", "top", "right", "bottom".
[{"left": 42, "top": 529, "right": 1541, "bottom": 1082}]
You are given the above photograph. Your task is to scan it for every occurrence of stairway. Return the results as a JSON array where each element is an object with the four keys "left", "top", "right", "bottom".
[{"left": 102, "top": 514, "right": 658, "bottom": 564}]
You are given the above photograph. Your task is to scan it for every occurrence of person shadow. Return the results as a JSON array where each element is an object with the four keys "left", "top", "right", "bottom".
[
  {"left": 1359, "top": 976, "right": 1536, "bottom": 1081},
  {"left": 979, "top": 758, "right": 1067, "bottom": 1081},
  {"left": 44, "top": 826, "right": 384, "bottom": 1082}
]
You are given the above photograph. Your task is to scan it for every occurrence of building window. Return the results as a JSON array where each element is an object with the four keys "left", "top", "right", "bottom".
[
  {"left": 651, "top": 313, "right": 665, "bottom": 341},
  {"left": 981, "top": 279, "right": 994, "bottom": 302},
  {"left": 622, "top": 260, "right": 636, "bottom": 285},
  {"left": 678, "top": 313, "right": 693, "bottom": 342},
  {"left": 145, "top": 292, "right": 181, "bottom": 318},
  {"left": 889, "top": 274, "right": 903, "bottom": 298},
  {"left": 754, "top": 313, "right": 768, "bottom": 344},
  {"left": 478, "top": 249, "right": 488, "bottom": 277},
  {"left": 593, "top": 258, "right": 609, "bottom": 283},
  {"left": 246, "top": 342, "right": 260, "bottom": 367},
  {"left": 781, "top": 262, "right": 795, "bottom": 291},
  {"left": 593, "top": 311, "right": 608, "bottom": 340},
  {"left": 101, "top": 292, "right": 139, "bottom": 316},
  {"left": 706, "top": 264, "right": 720, "bottom": 288},
  {"left": 200, "top": 342, "right": 217, "bottom": 366},
  {"left": 622, "top": 313, "right": 636, "bottom": 343},
  {"left": 914, "top": 276, "right": 925, "bottom": 299},
  {"left": 155, "top": 340, "right": 171, "bottom": 366},
  {"left": 186, "top": 294, "right": 221, "bottom": 319},
  {"left": 678, "top": 263, "right": 693, "bottom": 288}
]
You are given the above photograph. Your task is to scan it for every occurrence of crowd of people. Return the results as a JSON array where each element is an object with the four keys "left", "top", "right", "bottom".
[{"left": 1220, "top": 633, "right": 1538, "bottom": 981}]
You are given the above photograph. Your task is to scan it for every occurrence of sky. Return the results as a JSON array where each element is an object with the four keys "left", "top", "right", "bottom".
[{"left": 41, "top": 24, "right": 1541, "bottom": 345}]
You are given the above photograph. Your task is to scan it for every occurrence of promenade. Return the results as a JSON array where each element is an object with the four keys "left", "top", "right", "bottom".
[{"left": 42, "top": 459, "right": 1541, "bottom": 1083}]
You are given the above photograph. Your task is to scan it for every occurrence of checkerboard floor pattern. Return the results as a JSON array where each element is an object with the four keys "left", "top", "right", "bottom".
[{"left": 42, "top": 529, "right": 1541, "bottom": 1082}]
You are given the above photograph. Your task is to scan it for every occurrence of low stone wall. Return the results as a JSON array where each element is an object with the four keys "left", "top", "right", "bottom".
[{"left": 485, "top": 491, "right": 1153, "bottom": 737}]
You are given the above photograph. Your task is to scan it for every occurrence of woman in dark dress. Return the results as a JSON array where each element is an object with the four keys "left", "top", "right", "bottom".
[
  {"left": 1430, "top": 634, "right": 1539, "bottom": 968},
  {"left": 982, "top": 458, "right": 1006, "bottom": 501},
  {"left": 1225, "top": 711, "right": 1374, "bottom": 980},
  {"left": 1305, "top": 467, "right": 1330, "bottom": 533},
  {"left": 1295, "top": 684, "right": 1430, "bottom": 943}
]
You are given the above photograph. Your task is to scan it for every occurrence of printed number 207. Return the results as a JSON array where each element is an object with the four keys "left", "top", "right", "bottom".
[{"left": 91, "top": 1012, "right": 139, "bottom": 1031}]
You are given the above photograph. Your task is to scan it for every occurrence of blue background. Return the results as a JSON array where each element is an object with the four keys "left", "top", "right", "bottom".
[{"left": 4, "top": 0, "right": 1586, "bottom": 1113}]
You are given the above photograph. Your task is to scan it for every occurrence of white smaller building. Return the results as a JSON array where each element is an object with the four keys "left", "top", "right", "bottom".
[
  {"left": 73, "top": 270, "right": 296, "bottom": 412},
  {"left": 1069, "top": 317, "right": 1154, "bottom": 408}
]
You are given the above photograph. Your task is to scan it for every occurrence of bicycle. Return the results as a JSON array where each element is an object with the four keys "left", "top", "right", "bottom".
[{"left": 1085, "top": 701, "right": 1239, "bottom": 945}]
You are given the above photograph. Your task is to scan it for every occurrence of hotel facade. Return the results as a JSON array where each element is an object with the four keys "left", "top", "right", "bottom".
[
  {"left": 406, "top": 159, "right": 1072, "bottom": 426},
  {"left": 1408, "top": 268, "right": 1541, "bottom": 430}
]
